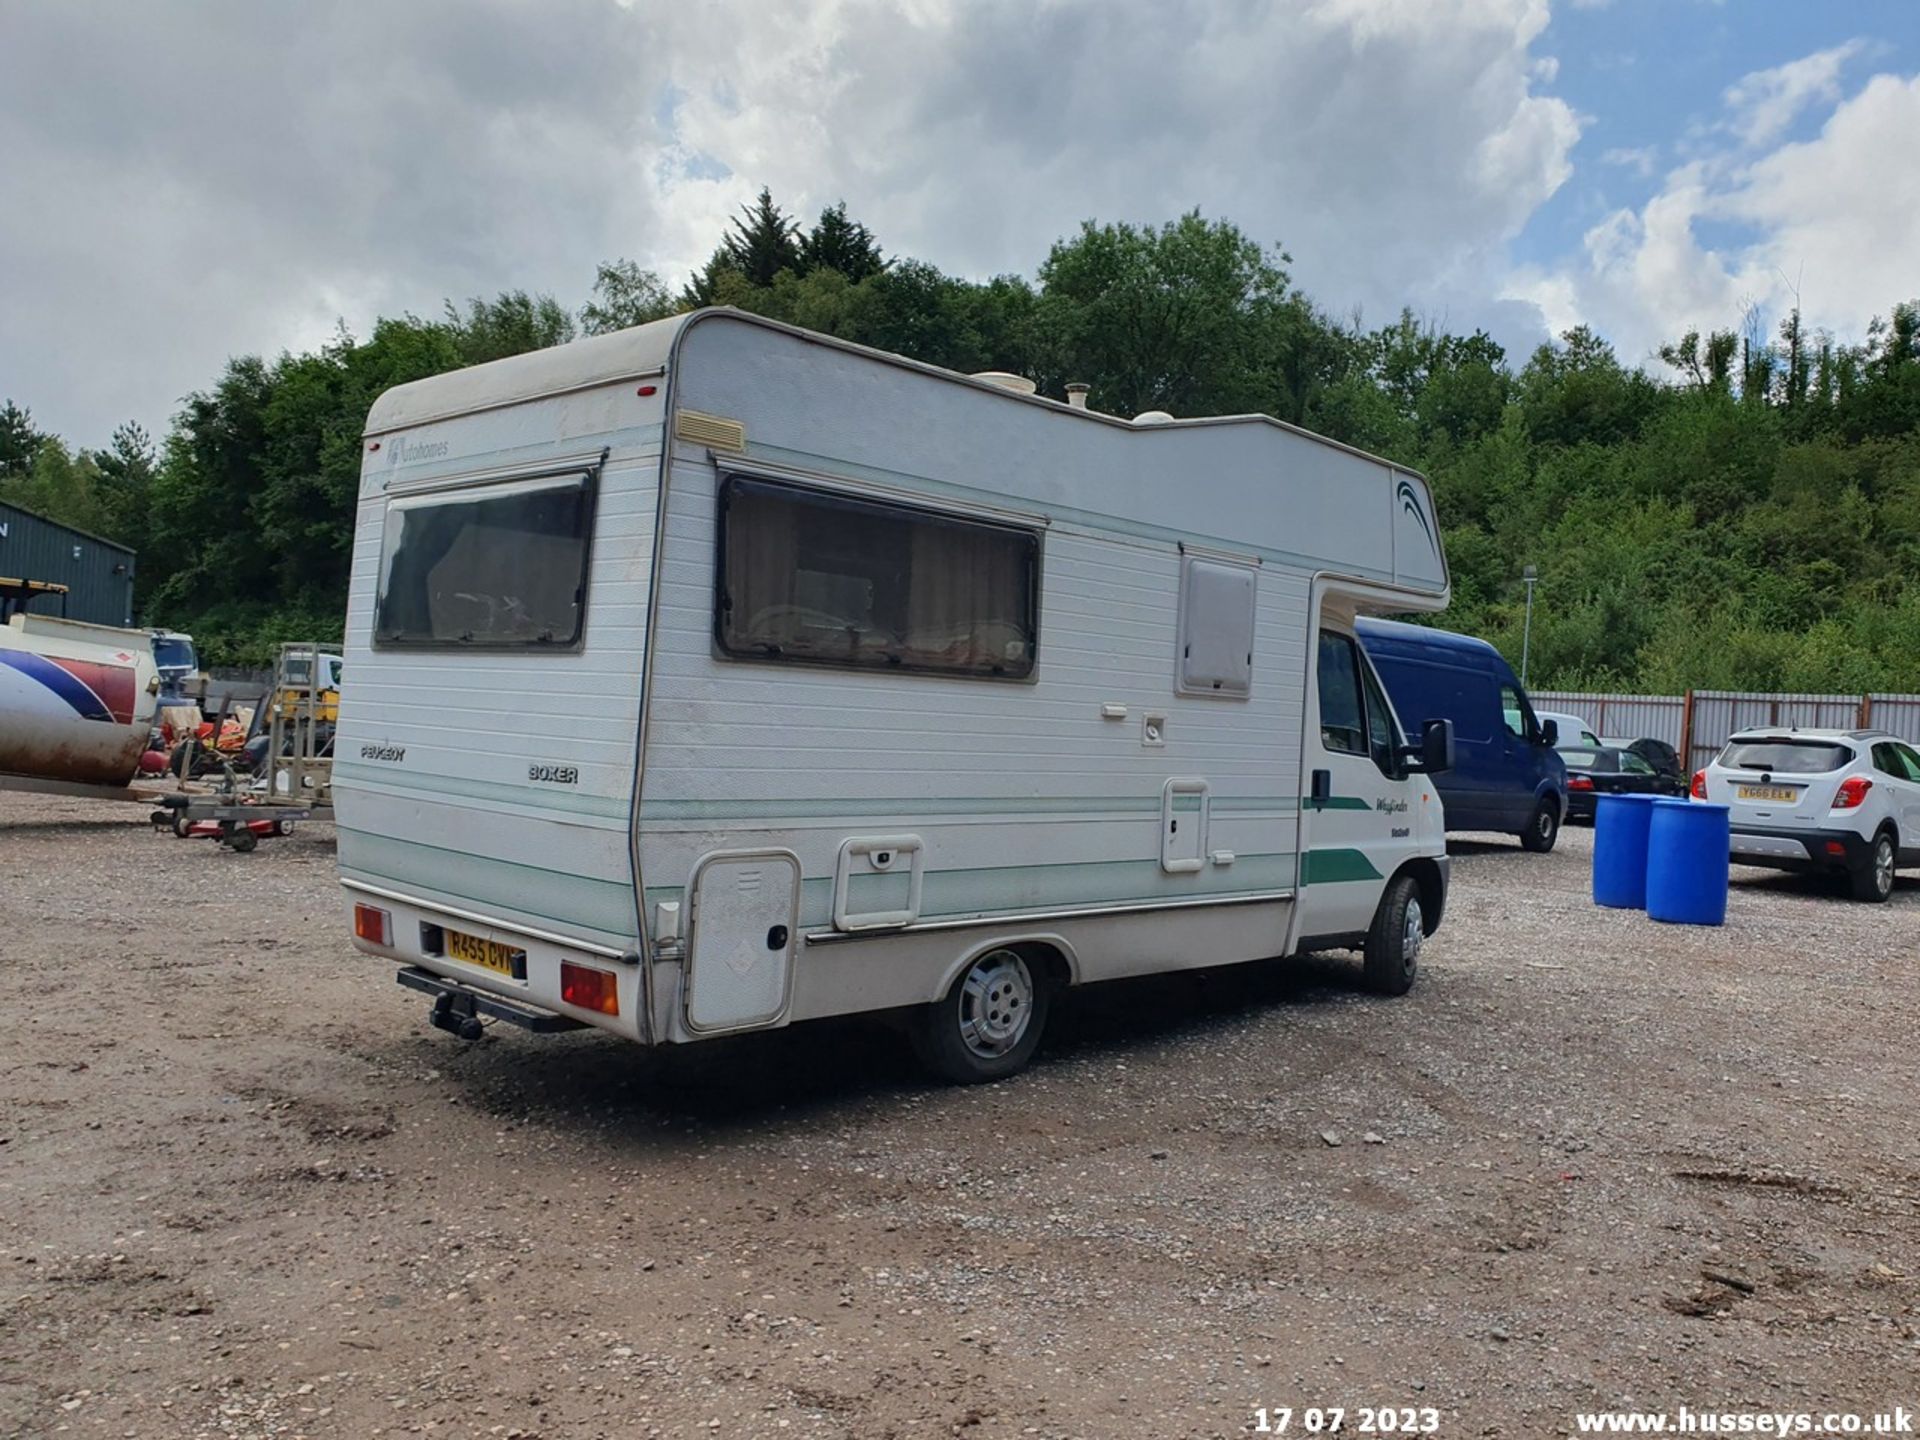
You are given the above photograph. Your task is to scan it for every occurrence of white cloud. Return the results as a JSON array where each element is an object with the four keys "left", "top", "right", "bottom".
[
  {"left": 1600, "top": 145, "right": 1658, "bottom": 179},
  {"left": 0, "top": 0, "right": 1578, "bottom": 443},
  {"left": 1721, "top": 40, "right": 1864, "bottom": 148},
  {"left": 1507, "top": 59, "right": 1920, "bottom": 369}
]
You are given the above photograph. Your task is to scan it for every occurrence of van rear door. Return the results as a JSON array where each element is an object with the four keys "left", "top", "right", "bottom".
[{"left": 336, "top": 443, "right": 657, "bottom": 960}]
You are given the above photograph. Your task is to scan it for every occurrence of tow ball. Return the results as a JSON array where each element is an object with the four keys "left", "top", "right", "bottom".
[{"left": 427, "top": 991, "right": 487, "bottom": 1042}]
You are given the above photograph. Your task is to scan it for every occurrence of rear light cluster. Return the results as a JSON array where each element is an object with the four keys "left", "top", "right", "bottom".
[
  {"left": 1568, "top": 775, "right": 1594, "bottom": 791},
  {"left": 1832, "top": 775, "right": 1873, "bottom": 810},
  {"left": 353, "top": 903, "right": 392, "bottom": 947},
  {"left": 560, "top": 961, "right": 620, "bottom": 1016},
  {"left": 1689, "top": 770, "right": 1707, "bottom": 800}
]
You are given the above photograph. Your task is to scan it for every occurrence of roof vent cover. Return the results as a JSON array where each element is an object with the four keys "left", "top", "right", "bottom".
[{"left": 971, "top": 371, "right": 1038, "bottom": 395}]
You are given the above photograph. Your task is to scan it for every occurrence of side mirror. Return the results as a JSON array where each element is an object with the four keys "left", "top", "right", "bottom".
[
  {"left": 1539, "top": 718, "right": 1559, "bottom": 747},
  {"left": 1400, "top": 718, "right": 1455, "bottom": 775}
]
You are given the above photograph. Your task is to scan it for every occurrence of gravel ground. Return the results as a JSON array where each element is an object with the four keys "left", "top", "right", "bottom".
[{"left": 2, "top": 793, "right": 1917, "bottom": 1440}]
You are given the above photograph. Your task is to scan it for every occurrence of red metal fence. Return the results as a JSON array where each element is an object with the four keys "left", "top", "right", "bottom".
[{"left": 1531, "top": 689, "right": 1920, "bottom": 775}]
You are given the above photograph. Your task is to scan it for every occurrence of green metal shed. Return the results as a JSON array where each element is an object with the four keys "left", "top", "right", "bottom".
[{"left": 0, "top": 501, "right": 136, "bottom": 626}]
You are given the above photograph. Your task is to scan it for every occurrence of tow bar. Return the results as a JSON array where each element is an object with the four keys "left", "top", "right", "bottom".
[{"left": 395, "top": 966, "right": 587, "bottom": 1037}]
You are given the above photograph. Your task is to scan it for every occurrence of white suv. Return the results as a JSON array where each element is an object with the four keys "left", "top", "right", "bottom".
[{"left": 1695, "top": 728, "right": 1920, "bottom": 902}]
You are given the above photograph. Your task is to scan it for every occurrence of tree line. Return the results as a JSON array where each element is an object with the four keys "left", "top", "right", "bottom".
[{"left": 4, "top": 188, "right": 1919, "bottom": 690}]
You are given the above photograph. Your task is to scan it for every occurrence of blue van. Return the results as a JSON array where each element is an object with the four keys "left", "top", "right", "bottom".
[{"left": 1356, "top": 618, "right": 1568, "bottom": 851}]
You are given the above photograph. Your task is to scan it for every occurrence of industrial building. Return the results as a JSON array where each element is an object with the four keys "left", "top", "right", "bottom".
[{"left": 0, "top": 501, "right": 136, "bottom": 627}]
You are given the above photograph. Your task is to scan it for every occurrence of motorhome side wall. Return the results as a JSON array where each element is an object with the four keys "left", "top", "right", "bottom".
[
  {"left": 638, "top": 315, "right": 1447, "bottom": 1032},
  {"left": 333, "top": 371, "right": 668, "bottom": 963}
]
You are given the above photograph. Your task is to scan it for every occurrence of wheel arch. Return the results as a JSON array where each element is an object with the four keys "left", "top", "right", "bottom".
[
  {"left": 1391, "top": 857, "right": 1447, "bottom": 935},
  {"left": 931, "top": 932, "right": 1079, "bottom": 1004}
]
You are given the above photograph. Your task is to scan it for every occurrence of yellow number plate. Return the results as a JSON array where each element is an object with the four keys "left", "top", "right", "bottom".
[
  {"left": 1736, "top": 784, "right": 1798, "bottom": 803},
  {"left": 446, "top": 927, "right": 518, "bottom": 976}
]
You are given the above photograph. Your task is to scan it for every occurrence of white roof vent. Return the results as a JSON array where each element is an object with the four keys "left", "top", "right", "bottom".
[
  {"left": 971, "top": 370, "right": 1038, "bottom": 395},
  {"left": 1132, "top": 409, "right": 1176, "bottom": 425}
]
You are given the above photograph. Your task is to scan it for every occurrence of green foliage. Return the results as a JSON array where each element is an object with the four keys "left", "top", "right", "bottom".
[
  {"left": 579, "top": 260, "right": 680, "bottom": 336},
  {"left": 799, "top": 202, "right": 886, "bottom": 283},
  {"left": 17, "top": 195, "right": 1920, "bottom": 688},
  {"left": 443, "top": 291, "right": 576, "bottom": 365},
  {"left": 0, "top": 400, "right": 43, "bottom": 479},
  {"left": 0, "top": 435, "right": 109, "bottom": 536},
  {"left": 1032, "top": 212, "right": 1294, "bottom": 417}
]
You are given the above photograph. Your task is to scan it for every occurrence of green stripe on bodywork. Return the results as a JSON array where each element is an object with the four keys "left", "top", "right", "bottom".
[
  {"left": 1304, "top": 795, "right": 1373, "bottom": 811},
  {"left": 1300, "top": 848, "right": 1385, "bottom": 884}
]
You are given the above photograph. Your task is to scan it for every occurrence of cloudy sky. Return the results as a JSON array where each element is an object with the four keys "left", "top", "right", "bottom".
[{"left": 3, "top": 0, "right": 1917, "bottom": 445}]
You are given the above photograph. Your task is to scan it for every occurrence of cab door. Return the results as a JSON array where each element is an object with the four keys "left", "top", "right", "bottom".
[{"left": 1293, "top": 623, "right": 1416, "bottom": 945}]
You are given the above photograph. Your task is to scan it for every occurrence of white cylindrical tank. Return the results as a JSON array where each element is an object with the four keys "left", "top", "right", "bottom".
[{"left": 0, "top": 615, "right": 161, "bottom": 787}]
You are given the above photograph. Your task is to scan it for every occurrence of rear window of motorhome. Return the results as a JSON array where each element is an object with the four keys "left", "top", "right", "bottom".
[
  {"left": 716, "top": 475, "right": 1038, "bottom": 680},
  {"left": 373, "top": 472, "right": 594, "bottom": 649}
]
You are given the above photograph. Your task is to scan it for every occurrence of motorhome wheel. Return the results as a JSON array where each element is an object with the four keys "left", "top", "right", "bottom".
[
  {"left": 1362, "top": 876, "right": 1422, "bottom": 996},
  {"left": 914, "top": 947, "right": 1051, "bottom": 1084}
]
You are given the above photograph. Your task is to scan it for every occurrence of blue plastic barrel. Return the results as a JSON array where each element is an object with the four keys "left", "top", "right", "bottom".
[
  {"left": 1592, "top": 794, "right": 1661, "bottom": 909},
  {"left": 1645, "top": 800, "right": 1731, "bottom": 926}
]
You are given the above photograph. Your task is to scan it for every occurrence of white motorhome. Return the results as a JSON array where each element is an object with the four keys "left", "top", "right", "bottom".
[{"left": 337, "top": 310, "right": 1457, "bottom": 1082}]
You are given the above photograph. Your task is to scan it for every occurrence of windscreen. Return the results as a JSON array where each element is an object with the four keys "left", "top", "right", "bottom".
[
  {"left": 1558, "top": 748, "right": 1615, "bottom": 771},
  {"left": 1718, "top": 740, "right": 1852, "bottom": 774},
  {"left": 151, "top": 637, "right": 195, "bottom": 672},
  {"left": 374, "top": 472, "right": 594, "bottom": 649}
]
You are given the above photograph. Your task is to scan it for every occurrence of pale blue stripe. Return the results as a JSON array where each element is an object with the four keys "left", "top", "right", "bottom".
[
  {"left": 645, "top": 852, "right": 1298, "bottom": 930},
  {"left": 334, "top": 762, "right": 631, "bottom": 821},
  {"left": 337, "top": 827, "right": 637, "bottom": 940}
]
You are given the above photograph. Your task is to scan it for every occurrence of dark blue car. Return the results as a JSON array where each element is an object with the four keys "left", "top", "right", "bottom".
[{"left": 1356, "top": 618, "right": 1568, "bottom": 852}]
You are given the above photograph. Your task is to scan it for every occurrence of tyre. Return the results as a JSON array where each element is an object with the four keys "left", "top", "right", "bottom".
[
  {"left": 1362, "top": 873, "right": 1424, "bottom": 996},
  {"left": 911, "top": 946, "right": 1051, "bottom": 1084},
  {"left": 1849, "top": 830, "right": 1896, "bottom": 903},
  {"left": 1519, "top": 797, "right": 1561, "bottom": 853}
]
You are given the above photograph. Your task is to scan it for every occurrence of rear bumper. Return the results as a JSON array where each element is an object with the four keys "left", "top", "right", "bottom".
[
  {"left": 341, "top": 879, "right": 648, "bottom": 1041},
  {"left": 1728, "top": 824, "right": 1869, "bottom": 872}
]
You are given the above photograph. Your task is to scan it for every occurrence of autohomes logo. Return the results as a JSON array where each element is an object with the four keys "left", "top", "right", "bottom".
[{"left": 388, "top": 435, "right": 451, "bottom": 467}]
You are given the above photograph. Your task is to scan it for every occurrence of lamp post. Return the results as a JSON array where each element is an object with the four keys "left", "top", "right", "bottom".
[{"left": 1520, "top": 564, "right": 1538, "bottom": 688}]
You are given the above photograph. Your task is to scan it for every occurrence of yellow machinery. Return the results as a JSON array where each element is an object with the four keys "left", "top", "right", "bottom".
[{"left": 263, "top": 642, "right": 336, "bottom": 812}]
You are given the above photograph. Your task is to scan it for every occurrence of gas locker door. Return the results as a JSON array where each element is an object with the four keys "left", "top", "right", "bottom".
[{"left": 683, "top": 850, "right": 801, "bottom": 1033}]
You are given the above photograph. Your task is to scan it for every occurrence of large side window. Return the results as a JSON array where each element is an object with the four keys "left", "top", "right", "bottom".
[
  {"left": 375, "top": 470, "right": 596, "bottom": 649},
  {"left": 1317, "top": 630, "right": 1367, "bottom": 757},
  {"left": 715, "top": 475, "right": 1039, "bottom": 680}
]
